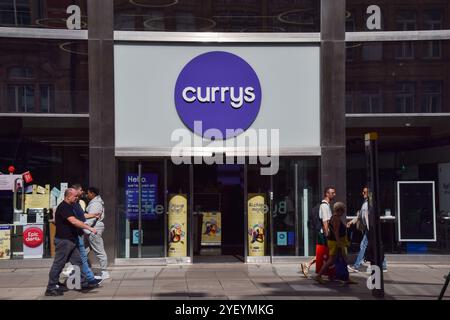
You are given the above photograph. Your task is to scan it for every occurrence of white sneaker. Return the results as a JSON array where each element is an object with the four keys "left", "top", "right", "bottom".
[
  {"left": 347, "top": 265, "right": 359, "bottom": 273},
  {"left": 366, "top": 266, "right": 372, "bottom": 274},
  {"left": 101, "top": 271, "right": 110, "bottom": 280},
  {"left": 61, "top": 265, "right": 74, "bottom": 278}
]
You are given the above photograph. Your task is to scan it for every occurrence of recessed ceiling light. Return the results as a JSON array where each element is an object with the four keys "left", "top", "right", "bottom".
[{"left": 405, "top": 123, "right": 411, "bottom": 127}]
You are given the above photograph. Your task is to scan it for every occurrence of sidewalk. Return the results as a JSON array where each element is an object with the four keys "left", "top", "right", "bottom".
[{"left": 0, "top": 262, "right": 448, "bottom": 300}]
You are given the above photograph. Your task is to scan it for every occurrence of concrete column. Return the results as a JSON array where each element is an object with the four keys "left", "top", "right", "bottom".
[
  {"left": 320, "top": 0, "right": 347, "bottom": 202},
  {"left": 88, "top": 0, "right": 117, "bottom": 264}
]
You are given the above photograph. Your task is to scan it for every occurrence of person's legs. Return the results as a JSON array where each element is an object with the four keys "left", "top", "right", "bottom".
[
  {"left": 88, "top": 225, "right": 108, "bottom": 274},
  {"left": 352, "top": 233, "right": 368, "bottom": 269},
  {"left": 47, "top": 239, "right": 75, "bottom": 290},
  {"left": 77, "top": 235, "right": 95, "bottom": 281},
  {"left": 68, "top": 243, "right": 88, "bottom": 288},
  {"left": 314, "top": 255, "right": 336, "bottom": 283},
  {"left": 301, "top": 257, "right": 316, "bottom": 277}
]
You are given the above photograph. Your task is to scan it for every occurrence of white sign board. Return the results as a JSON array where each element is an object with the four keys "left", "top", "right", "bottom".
[
  {"left": 114, "top": 44, "right": 320, "bottom": 155},
  {"left": 0, "top": 174, "right": 22, "bottom": 191}
]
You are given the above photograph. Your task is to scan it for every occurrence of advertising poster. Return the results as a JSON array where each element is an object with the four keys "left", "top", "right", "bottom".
[
  {"left": 23, "top": 224, "right": 44, "bottom": 259},
  {"left": 201, "top": 212, "right": 222, "bottom": 246},
  {"left": 277, "top": 232, "right": 287, "bottom": 246},
  {"left": 0, "top": 225, "right": 11, "bottom": 259},
  {"left": 247, "top": 194, "right": 266, "bottom": 256},
  {"left": 24, "top": 184, "right": 51, "bottom": 211},
  {"left": 125, "top": 173, "right": 158, "bottom": 220},
  {"left": 168, "top": 194, "right": 187, "bottom": 257}
]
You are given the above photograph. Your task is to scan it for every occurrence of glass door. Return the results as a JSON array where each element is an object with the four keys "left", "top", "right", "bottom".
[
  {"left": 117, "top": 159, "right": 165, "bottom": 258},
  {"left": 271, "top": 157, "right": 320, "bottom": 257}
]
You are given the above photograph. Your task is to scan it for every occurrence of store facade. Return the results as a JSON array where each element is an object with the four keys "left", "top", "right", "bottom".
[{"left": 0, "top": 0, "right": 449, "bottom": 264}]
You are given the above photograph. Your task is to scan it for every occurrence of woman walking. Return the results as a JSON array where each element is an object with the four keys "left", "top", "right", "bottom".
[{"left": 314, "top": 202, "right": 356, "bottom": 285}]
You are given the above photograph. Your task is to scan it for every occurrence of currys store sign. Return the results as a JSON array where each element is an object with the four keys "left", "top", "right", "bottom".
[{"left": 174, "top": 51, "right": 262, "bottom": 139}]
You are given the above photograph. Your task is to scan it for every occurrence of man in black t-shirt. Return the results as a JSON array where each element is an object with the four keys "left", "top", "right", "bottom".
[{"left": 45, "top": 188, "right": 98, "bottom": 296}]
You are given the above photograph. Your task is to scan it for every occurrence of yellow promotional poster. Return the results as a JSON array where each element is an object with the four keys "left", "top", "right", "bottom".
[
  {"left": 168, "top": 194, "right": 187, "bottom": 257},
  {"left": 25, "top": 184, "right": 51, "bottom": 210},
  {"left": 247, "top": 194, "right": 266, "bottom": 256},
  {"left": 0, "top": 226, "right": 11, "bottom": 260},
  {"left": 201, "top": 212, "right": 221, "bottom": 246}
]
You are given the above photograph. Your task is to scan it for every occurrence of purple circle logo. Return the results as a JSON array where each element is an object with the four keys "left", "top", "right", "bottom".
[{"left": 174, "top": 51, "right": 262, "bottom": 139}]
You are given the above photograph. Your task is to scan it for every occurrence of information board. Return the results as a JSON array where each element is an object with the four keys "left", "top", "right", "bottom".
[
  {"left": 397, "top": 181, "right": 436, "bottom": 242},
  {"left": 125, "top": 174, "right": 158, "bottom": 220}
]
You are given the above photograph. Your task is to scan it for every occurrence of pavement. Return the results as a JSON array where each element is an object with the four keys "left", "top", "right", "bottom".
[{"left": 0, "top": 261, "right": 449, "bottom": 300}]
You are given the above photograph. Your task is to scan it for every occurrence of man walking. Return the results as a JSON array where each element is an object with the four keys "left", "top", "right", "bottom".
[
  {"left": 301, "top": 186, "right": 336, "bottom": 277},
  {"left": 45, "top": 188, "right": 98, "bottom": 296},
  {"left": 71, "top": 184, "right": 103, "bottom": 285},
  {"left": 347, "top": 186, "right": 387, "bottom": 273},
  {"left": 85, "top": 187, "right": 110, "bottom": 280}
]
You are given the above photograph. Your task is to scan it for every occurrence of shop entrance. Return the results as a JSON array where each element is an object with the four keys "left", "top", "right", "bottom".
[{"left": 192, "top": 163, "right": 244, "bottom": 262}]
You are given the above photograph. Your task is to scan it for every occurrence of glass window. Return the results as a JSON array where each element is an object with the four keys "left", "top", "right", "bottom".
[
  {"left": 396, "top": 10, "right": 416, "bottom": 31},
  {"left": 346, "top": 43, "right": 357, "bottom": 62},
  {"left": 0, "top": 0, "right": 88, "bottom": 29},
  {"left": 395, "top": 82, "right": 416, "bottom": 113},
  {"left": 0, "top": 38, "right": 88, "bottom": 114},
  {"left": 345, "top": 10, "right": 355, "bottom": 32},
  {"left": 8, "top": 66, "right": 34, "bottom": 79},
  {"left": 346, "top": 1, "right": 449, "bottom": 31},
  {"left": 346, "top": 41, "right": 450, "bottom": 114},
  {"left": 7, "top": 84, "right": 34, "bottom": 113},
  {"left": 39, "top": 84, "right": 53, "bottom": 113},
  {"left": 362, "top": 42, "right": 382, "bottom": 61},
  {"left": 346, "top": 92, "right": 353, "bottom": 113},
  {"left": 421, "top": 81, "right": 441, "bottom": 113},
  {"left": 396, "top": 42, "right": 414, "bottom": 59},
  {"left": 346, "top": 119, "right": 450, "bottom": 255},
  {"left": 114, "top": 0, "right": 320, "bottom": 32},
  {"left": 424, "top": 10, "right": 442, "bottom": 30},
  {"left": 360, "top": 93, "right": 382, "bottom": 113},
  {"left": 423, "top": 40, "right": 441, "bottom": 59},
  {"left": 0, "top": 116, "right": 89, "bottom": 225}
]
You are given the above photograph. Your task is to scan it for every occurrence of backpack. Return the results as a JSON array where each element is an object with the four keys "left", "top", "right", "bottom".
[{"left": 308, "top": 201, "right": 326, "bottom": 232}]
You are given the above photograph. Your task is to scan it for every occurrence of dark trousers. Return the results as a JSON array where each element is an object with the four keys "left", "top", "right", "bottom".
[{"left": 47, "top": 238, "right": 87, "bottom": 289}]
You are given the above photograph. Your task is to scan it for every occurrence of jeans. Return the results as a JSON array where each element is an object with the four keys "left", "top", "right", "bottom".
[
  {"left": 353, "top": 233, "right": 387, "bottom": 269},
  {"left": 47, "top": 238, "right": 87, "bottom": 290},
  {"left": 78, "top": 235, "right": 95, "bottom": 281}
]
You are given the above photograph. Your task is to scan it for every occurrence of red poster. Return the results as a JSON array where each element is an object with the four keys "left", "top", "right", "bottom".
[{"left": 23, "top": 171, "right": 33, "bottom": 184}]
